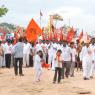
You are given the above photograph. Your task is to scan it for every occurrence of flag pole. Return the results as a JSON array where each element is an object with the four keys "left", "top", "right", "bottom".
[
  {"left": 40, "top": 10, "right": 42, "bottom": 28},
  {"left": 69, "top": 18, "right": 70, "bottom": 27},
  {"left": 40, "top": 14, "right": 41, "bottom": 28}
]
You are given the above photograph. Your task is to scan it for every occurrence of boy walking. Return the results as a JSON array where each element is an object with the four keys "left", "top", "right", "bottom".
[{"left": 53, "top": 50, "right": 63, "bottom": 83}]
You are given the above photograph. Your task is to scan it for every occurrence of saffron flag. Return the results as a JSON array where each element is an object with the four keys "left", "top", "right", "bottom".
[
  {"left": 67, "top": 28, "right": 75, "bottom": 42},
  {"left": 54, "top": 29, "right": 63, "bottom": 41},
  {"left": 26, "top": 19, "right": 42, "bottom": 42},
  {"left": 49, "top": 32, "right": 53, "bottom": 40},
  {"left": 78, "top": 30, "right": 83, "bottom": 42}
]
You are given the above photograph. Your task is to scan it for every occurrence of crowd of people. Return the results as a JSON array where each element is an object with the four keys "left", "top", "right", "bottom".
[{"left": 0, "top": 37, "right": 95, "bottom": 83}]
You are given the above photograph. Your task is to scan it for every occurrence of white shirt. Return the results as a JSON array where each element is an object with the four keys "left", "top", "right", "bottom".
[
  {"left": 35, "top": 43, "right": 43, "bottom": 53},
  {"left": 62, "top": 45, "right": 71, "bottom": 61},
  {"left": 23, "top": 43, "right": 32, "bottom": 54},
  {"left": 57, "top": 44, "right": 63, "bottom": 51},
  {"left": 90, "top": 44, "right": 95, "bottom": 61},
  {"left": 52, "top": 43, "right": 57, "bottom": 54},
  {"left": 48, "top": 43, "right": 54, "bottom": 56},
  {"left": 3, "top": 43, "right": 12, "bottom": 54},
  {"left": 80, "top": 46, "right": 93, "bottom": 61},
  {"left": 45, "top": 43, "right": 49, "bottom": 50},
  {"left": 70, "top": 48, "right": 77, "bottom": 62},
  {"left": 54, "top": 54, "right": 63, "bottom": 68},
  {"left": 41, "top": 43, "right": 47, "bottom": 54},
  {"left": 34, "top": 54, "right": 42, "bottom": 69}
]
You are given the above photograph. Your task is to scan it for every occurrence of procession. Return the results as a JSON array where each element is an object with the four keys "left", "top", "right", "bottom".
[
  {"left": 0, "top": 35, "right": 95, "bottom": 81},
  {"left": 1, "top": 0, "right": 95, "bottom": 95},
  {"left": 0, "top": 36, "right": 95, "bottom": 95}
]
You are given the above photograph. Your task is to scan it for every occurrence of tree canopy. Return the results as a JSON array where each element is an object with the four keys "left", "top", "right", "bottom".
[
  {"left": 0, "top": 22, "right": 16, "bottom": 30},
  {"left": 0, "top": 5, "right": 8, "bottom": 17}
]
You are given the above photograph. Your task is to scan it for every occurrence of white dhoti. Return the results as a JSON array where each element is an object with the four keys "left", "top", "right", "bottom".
[
  {"left": 35, "top": 68, "right": 42, "bottom": 81},
  {"left": 0, "top": 56, "right": 3, "bottom": 67},
  {"left": 90, "top": 62, "right": 95, "bottom": 77},
  {"left": 48, "top": 51, "right": 56, "bottom": 70},
  {"left": 43, "top": 52, "right": 46, "bottom": 63},
  {"left": 52, "top": 55, "right": 56, "bottom": 70},
  {"left": 3, "top": 54, "right": 5, "bottom": 67},
  {"left": 82, "top": 57, "right": 91, "bottom": 78},
  {"left": 23, "top": 54, "right": 29, "bottom": 67},
  {"left": 48, "top": 54, "right": 53, "bottom": 67}
]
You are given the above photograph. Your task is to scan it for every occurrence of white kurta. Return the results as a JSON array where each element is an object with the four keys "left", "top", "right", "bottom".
[
  {"left": 48, "top": 43, "right": 54, "bottom": 67},
  {"left": 70, "top": 48, "right": 77, "bottom": 62},
  {"left": 90, "top": 44, "right": 95, "bottom": 77},
  {"left": 80, "top": 46, "right": 93, "bottom": 78},
  {"left": 34, "top": 54, "right": 42, "bottom": 81},
  {"left": 23, "top": 43, "right": 32, "bottom": 66},
  {"left": 57, "top": 44, "right": 63, "bottom": 51},
  {"left": 62, "top": 45, "right": 71, "bottom": 62},
  {"left": 51, "top": 43, "right": 57, "bottom": 70},
  {"left": 41, "top": 43, "right": 47, "bottom": 63},
  {"left": 35, "top": 43, "right": 43, "bottom": 53}
]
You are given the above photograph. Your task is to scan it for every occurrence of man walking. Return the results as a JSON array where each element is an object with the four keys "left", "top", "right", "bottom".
[
  {"left": 62, "top": 40, "right": 72, "bottom": 78},
  {"left": 89, "top": 38, "right": 95, "bottom": 78},
  {"left": 80, "top": 41, "right": 93, "bottom": 80},
  {"left": 70, "top": 42, "right": 77, "bottom": 77},
  {"left": 13, "top": 38, "right": 24, "bottom": 76},
  {"left": 23, "top": 39, "right": 32, "bottom": 67}
]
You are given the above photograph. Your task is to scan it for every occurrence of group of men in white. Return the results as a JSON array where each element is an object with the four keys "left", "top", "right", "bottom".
[
  {"left": 0, "top": 39, "right": 32, "bottom": 68},
  {"left": 34, "top": 39, "right": 95, "bottom": 81},
  {"left": 0, "top": 38, "right": 95, "bottom": 82}
]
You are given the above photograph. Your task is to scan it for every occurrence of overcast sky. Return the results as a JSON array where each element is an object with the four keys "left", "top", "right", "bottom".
[{"left": 0, "top": 0, "right": 95, "bottom": 34}]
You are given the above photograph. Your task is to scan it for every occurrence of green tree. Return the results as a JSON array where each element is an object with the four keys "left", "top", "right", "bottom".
[
  {"left": 0, "top": 5, "right": 8, "bottom": 17},
  {"left": 0, "top": 22, "right": 16, "bottom": 30}
]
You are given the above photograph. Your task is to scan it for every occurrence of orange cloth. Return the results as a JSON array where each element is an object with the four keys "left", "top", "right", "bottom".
[{"left": 42, "top": 63, "right": 50, "bottom": 68}]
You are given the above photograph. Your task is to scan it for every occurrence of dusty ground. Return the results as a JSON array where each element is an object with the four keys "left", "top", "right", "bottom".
[{"left": 0, "top": 68, "right": 95, "bottom": 95}]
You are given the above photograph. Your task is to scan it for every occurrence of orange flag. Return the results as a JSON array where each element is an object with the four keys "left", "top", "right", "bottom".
[
  {"left": 78, "top": 30, "right": 83, "bottom": 42},
  {"left": 26, "top": 19, "right": 42, "bottom": 42},
  {"left": 54, "top": 29, "right": 63, "bottom": 41},
  {"left": 67, "top": 28, "right": 75, "bottom": 42}
]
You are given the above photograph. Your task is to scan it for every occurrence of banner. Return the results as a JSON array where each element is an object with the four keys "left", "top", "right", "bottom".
[
  {"left": 54, "top": 29, "right": 63, "bottom": 41},
  {"left": 26, "top": 18, "right": 42, "bottom": 42}
]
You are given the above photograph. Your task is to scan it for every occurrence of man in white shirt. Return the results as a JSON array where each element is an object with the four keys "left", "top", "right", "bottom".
[
  {"left": 3, "top": 40, "right": 13, "bottom": 68},
  {"left": 48, "top": 42, "right": 54, "bottom": 69},
  {"left": 70, "top": 42, "right": 77, "bottom": 77},
  {"left": 23, "top": 40, "right": 32, "bottom": 67},
  {"left": 0, "top": 41, "right": 4, "bottom": 67},
  {"left": 57, "top": 41, "right": 63, "bottom": 51},
  {"left": 34, "top": 40, "right": 43, "bottom": 53},
  {"left": 48, "top": 41, "right": 57, "bottom": 70},
  {"left": 61, "top": 40, "right": 72, "bottom": 78},
  {"left": 52, "top": 42, "right": 57, "bottom": 70},
  {"left": 53, "top": 50, "right": 63, "bottom": 83},
  {"left": 41, "top": 41, "right": 47, "bottom": 63},
  {"left": 45, "top": 40, "right": 50, "bottom": 64},
  {"left": 89, "top": 38, "right": 95, "bottom": 78},
  {"left": 80, "top": 42, "right": 93, "bottom": 80}
]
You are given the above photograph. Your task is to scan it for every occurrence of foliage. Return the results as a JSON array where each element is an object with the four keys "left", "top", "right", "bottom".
[
  {"left": 0, "top": 5, "right": 8, "bottom": 17},
  {"left": 0, "top": 22, "right": 16, "bottom": 30}
]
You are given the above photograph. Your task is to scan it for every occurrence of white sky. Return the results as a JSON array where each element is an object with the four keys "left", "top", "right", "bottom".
[{"left": 0, "top": 0, "right": 95, "bottom": 34}]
